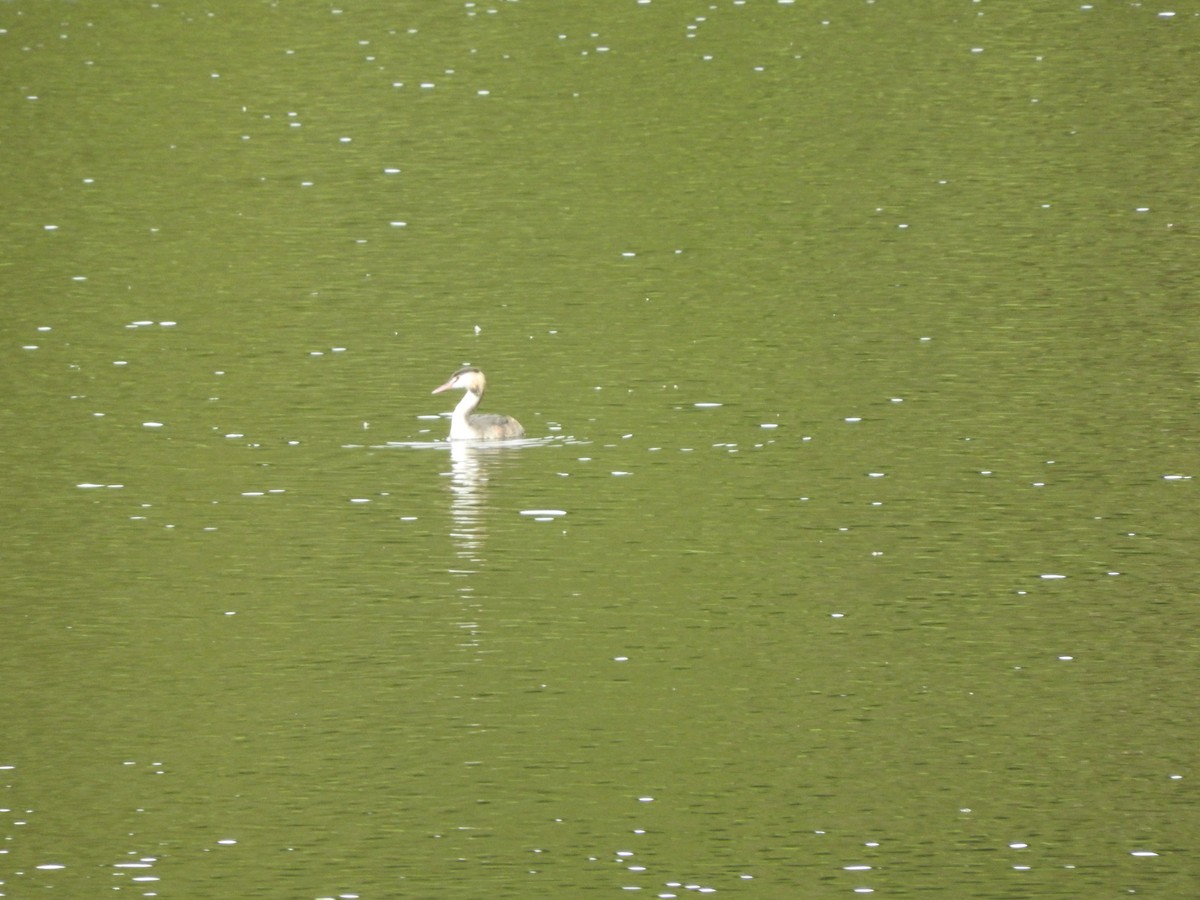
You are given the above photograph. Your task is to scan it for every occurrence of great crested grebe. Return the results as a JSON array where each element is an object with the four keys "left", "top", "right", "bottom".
[{"left": 431, "top": 366, "right": 525, "bottom": 440}]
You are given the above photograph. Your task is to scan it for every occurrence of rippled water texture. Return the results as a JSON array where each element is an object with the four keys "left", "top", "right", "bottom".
[{"left": 3, "top": 2, "right": 1198, "bottom": 897}]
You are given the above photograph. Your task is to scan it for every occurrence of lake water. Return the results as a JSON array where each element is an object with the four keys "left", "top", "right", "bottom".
[{"left": 3, "top": 2, "right": 1198, "bottom": 897}]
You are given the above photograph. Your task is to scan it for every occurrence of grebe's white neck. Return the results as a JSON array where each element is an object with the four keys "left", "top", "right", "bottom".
[{"left": 449, "top": 389, "right": 483, "bottom": 440}]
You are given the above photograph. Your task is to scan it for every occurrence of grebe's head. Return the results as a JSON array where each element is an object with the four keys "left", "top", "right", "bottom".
[{"left": 432, "top": 366, "right": 486, "bottom": 396}]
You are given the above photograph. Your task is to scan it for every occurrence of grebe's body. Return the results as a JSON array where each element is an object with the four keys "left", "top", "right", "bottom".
[{"left": 431, "top": 367, "right": 525, "bottom": 441}]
